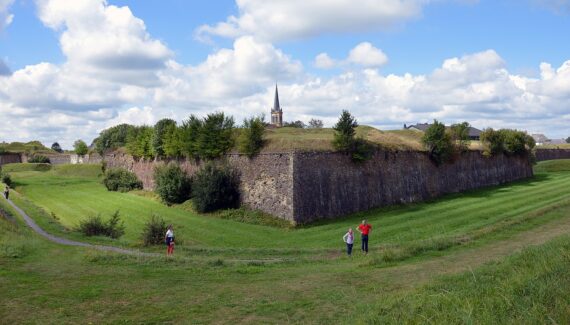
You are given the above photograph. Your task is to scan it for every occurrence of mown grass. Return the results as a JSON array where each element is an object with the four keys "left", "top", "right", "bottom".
[
  {"left": 362, "top": 235, "right": 570, "bottom": 324},
  {"left": 7, "top": 162, "right": 570, "bottom": 255},
  {"left": 534, "top": 159, "right": 570, "bottom": 173}
]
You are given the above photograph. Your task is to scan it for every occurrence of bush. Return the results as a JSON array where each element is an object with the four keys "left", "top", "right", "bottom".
[
  {"left": 422, "top": 120, "right": 455, "bottom": 165},
  {"left": 481, "top": 128, "right": 535, "bottom": 157},
  {"left": 27, "top": 155, "right": 50, "bottom": 163},
  {"left": 154, "top": 163, "right": 192, "bottom": 204},
  {"left": 73, "top": 139, "right": 89, "bottom": 156},
  {"left": 77, "top": 211, "right": 125, "bottom": 239},
  {"left": 192, "top": 163, "right": 240, "bottom": 213},
  {"left": 238, "top": 116, "right": 265, "bottom": 158},
  {"left": 140, "top": 214, "right": 168, "bottom": 246},
  {"left": 2, "top": 174, "right": 12, "bottom": 187},
  {"left": 103, "top": 168, "right": 143, "bottom": 192}
]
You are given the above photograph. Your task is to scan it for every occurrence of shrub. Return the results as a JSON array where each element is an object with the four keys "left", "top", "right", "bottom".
[
  {"left": 332, "top": 110, "right": 357, "bottom": 152},
  {"left": 192, "top": 163, "right": 240, "bottom": 213},
  {"left": 51, "top": 142, "right": 63, "bottom": 153},
  {"left": 154, "top": 162, "right": 192, "bottom": 204},
  {"left": 283, "top": 120, "right": 306, "bottom": 128},
  {"left": 27, "top": 155, "right": 50, "bottom": 163},
  {"left": 103, "top": 168, "right": 143, "bottom": 192},
  {"left": 481, "top": 128, "right": 535, "bottom": 157},
  {"left": 197, "top": 112, "right": 235, "bottom": 160},
  {"left": 422, "top": 120, "right": 455, "bottom": 165},
  {"left": 308, "top": 118, "right": 323, "bottom": 129},
  {"left": 2, "top": 174, "right": 12, "bottom": 187},
  {"left": 73, "top": 139, "right": 89, "bottom": 156},
  {"left": 140, "top": 214, "right": 168, "bottom": 246},
  {"left": 77, "top": 210, "right": 125, "bottom": 239},
  {"left": 449, "top": 122, "right": 471, "bottom": 152},
  {"left": 238, "top": 115, "right": 265, "bottom": 158}
]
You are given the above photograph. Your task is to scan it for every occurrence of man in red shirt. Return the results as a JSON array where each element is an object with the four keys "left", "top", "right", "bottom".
[{"left": 357, "top": 220, "right": 372, "bottom": 254}]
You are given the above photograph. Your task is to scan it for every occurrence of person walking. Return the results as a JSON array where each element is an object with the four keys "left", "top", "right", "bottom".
[
  {"left": 342, "top": 228, "right": 354, "bottom": 256},
  {"left": 3, "top": 185, "right": 9, "bottom": 200},
  {"left": 357, "top": 220, "right": 372, "bottom": 254},
  {"left": 164, "top": 224, "right": 175, "bottom": 256}
]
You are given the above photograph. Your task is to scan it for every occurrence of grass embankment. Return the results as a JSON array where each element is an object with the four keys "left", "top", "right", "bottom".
[
  {"left": 5, "top": 161, "right": 570, "bottom": 258},
  {"left": 534, "top": 159, "right": 570, "bottom": 173},
  {"left": 0, "top": 140, "right": 53, "bottom": 154}
]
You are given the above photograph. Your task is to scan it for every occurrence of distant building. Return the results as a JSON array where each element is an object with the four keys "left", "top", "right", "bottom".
[
  {"left": 404, "top": 123, "right": 482, "bottom": 141},
  {"left": 531, "top": 134, "right": 550, "bottom": 146},
  {"left": 270, "top": 85, "right": 283, "bottom": 127}
]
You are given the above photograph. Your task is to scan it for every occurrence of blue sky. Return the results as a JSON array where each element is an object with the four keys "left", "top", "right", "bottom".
[{"left": 1, "top": 0, "right": 569, "bottom": 146}]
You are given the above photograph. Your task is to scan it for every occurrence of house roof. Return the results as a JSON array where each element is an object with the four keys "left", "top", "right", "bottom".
[{"left": 531, "top": 134, "right": 549, "bottom": 143}]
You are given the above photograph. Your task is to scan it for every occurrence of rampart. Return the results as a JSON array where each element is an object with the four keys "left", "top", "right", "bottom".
[
  {"left": 104, "top": 150, "right": 533, "bottom": 224},
  {"left": 536, "top": 149, "right": 570, "bottom": 161}
]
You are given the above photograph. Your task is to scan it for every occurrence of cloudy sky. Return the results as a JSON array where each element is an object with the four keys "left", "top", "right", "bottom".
[{"left": 1, "top": 0, "right": 569, "bottom": 148}]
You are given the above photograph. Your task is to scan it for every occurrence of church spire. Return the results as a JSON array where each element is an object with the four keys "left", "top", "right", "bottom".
[{"left": 273, "top": 84, "right": 281, "bottom": 112}]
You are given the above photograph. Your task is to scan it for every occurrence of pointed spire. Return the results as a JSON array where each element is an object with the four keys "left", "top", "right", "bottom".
[{"left": 273, "top": 84, "right": 281, "bottom": 112}]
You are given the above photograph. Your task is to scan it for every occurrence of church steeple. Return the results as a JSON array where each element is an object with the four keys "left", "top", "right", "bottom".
[{"left": 270, "top": 84, "right": 283, "bottom": 127}]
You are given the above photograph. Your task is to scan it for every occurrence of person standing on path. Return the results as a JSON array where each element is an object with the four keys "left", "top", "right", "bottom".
[
  {"left": 165, "top": 224, "right": 175, "bottom": 256},
  {"left": 3, "top": 185, "right": 9, "bottom": 200},
  {"left": 342, "top": 228, "right": 354, "bottom": 256},
  {"left": 358, "top": 220, "right": 372, "bottom": 254}
]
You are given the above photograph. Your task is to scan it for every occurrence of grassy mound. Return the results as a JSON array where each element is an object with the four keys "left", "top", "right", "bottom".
[
  {"left": 534, "top": 159, "right": 570, "bottom": 173},
  {"left": 2, "top": 163, "right": 52, "bottom": 172}
]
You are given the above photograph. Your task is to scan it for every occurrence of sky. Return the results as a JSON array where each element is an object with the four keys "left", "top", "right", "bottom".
[{"left": 1, "top": 0, "right": 569, "bottom": 148}]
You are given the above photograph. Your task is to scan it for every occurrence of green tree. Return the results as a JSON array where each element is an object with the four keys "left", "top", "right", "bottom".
[
  {"left": 152, "top": 119, "right": 177, "bottom": 158},
  {"left": 332, "top": 110, "right": 358, "bottom": 152},
  {"left": 94, "top": 124, "right": 134, "bottom": 155},
  {"left": 197, "top": 112, "right": 235, "bottom": 160},
  {"left": 154, "top": 162, "right": 192, "bottom": 205},
  {"left": 163, "top": 126, "right": 184, "bottom": 158},
  {"left": 422, "top": 120, "right": 454, "bottom": 165},
  {"left": 192, "top": 163, "right": 240, "bottom": 213},
  {"left": 308, "top": 118, "right": 323, "bottom": 129},
  {"left": 180, "top": 115, "right": 203, "bottom": 159},
  {"left": 283, "top": 120, "right": 306, "bottom": 128},
  {"left": 238, "top": 115, "right": 265, "bottom": 158},
  {"left": 566, "top": 137, "right": 570, "bottom": 144},
  {"left": 450, "top": 122, "right": 471, "bottom": 152},
  {"left": 73, "top": 140, "right": 88, "bottom": 156},
  {"left": 126, "top": 126, "right": 154, "bottom": 159},
  {"left": 51, "top": 142, "right": 63, "bottom": 153}
]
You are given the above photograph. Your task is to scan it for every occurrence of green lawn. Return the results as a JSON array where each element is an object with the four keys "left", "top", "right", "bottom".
[{"left": 2, "top": 161, "right": 570, "bottom": 323}]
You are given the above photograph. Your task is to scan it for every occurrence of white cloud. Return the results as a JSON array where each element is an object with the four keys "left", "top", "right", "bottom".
[
  {"left": 315, "top": 42, "right": 389, "bottom": 69},
  {"left": 347, "top": 42, "right": 389, "bottom": 67},
  {"left": 196, "top": 0, "right": 427, "bottom": 42},
  {"left": 0, "top": 0, "right": 14, "bottom": 31}
]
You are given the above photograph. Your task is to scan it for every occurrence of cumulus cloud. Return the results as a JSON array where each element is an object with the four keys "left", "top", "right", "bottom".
[
  {"left": 0, "top": 0, "right": 14, "bottom": 31},
  {"left": 315, "top": 42, "right": 389, "bottom": 69},
  {"left": 196, "top": 0, "right": 427, "bottom": 42}
]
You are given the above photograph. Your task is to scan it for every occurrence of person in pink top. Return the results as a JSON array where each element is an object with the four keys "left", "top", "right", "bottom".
[{"left": 342, "top": 228, "right": 354, "bottom": 256}]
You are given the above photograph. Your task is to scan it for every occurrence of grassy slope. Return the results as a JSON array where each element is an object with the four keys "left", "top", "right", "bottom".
[{"left": 7, "top": 163, "right": 570, "bottom": 254}]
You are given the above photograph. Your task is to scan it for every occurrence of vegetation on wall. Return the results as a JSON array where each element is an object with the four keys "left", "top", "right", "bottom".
[
  {"left": 422, "top": 120, "right": 455, "bottom": 165},
  {"left": 238, "top": 115, "right": 265, "bottom": 157},
  {"left": 94, "top": 124, "right": 133, "bottom": 155},
  {"left": 332, "top": 110, "right": 372, "bottom": 162},
  {"left": 480, "top": 128, "right": 535, "bottom": 157}
]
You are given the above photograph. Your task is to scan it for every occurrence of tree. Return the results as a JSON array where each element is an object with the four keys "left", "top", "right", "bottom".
[
  {"left": 238, "top": 115, "right": 265, "bottom": 157},
  {"left": 197, "top": 112, "right": 235, "bottom": 160},
  {"left": 283, "top": 120, "right": 306, "bottom": 128},
  {"left": 94, "top": 124, "right": 134, "bottom": 155},
  {"left": 566, "top": 137, "right": 570, "bottom": 144},
  {"left": 126, "top": 126, "right": 154, "bottom": 159},
  {"left": 163, "top": 126, "right": 184, "bottom": 158},
  {"left": 308, "top": 118, "right": 323, "bottom": 129},
  {"left": 152, "top": 119, "right": 177, "bottom": 158},
  {"left": 154, "top": 162, "right": 192, "bottom": 205},
  {"left": 332, "top": 110, "right": 358, "bottom": 152},
  {"left": 51, "top": 142, "right": 63, "bottom": 153},
  {"left": 422, "top": 120, "right": 454, "bottom": 165},
  {"left": 73, "top": 140, "right": 88, "bottom": 156},
  {"left": 449, "top": 122, "right": 471, "bottom": 152},
  {"left": 180, "top": 115, "right": 203, "bottom": 159}
]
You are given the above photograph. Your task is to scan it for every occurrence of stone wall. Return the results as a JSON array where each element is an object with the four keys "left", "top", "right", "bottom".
[
  {"left": 0, "top": 153, "right": 22, "bottom": 166},
  {"left": 103, "top": 150, "right": 534, "bottom": 224},
  {"left": 292, "top": 151, "right": 533, "bottom": 223},
  {"left": 104, "top": 151, "right": 296, "bottom": 221},
  {"left": 536, "top": 149, "right": 570, "bottom": 161}
]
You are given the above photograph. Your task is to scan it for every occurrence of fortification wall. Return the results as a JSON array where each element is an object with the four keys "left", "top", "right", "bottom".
[
  {"left": 0, "top": 153, "right": 22, "bottom": 166},
  {"left": 536, "top": 149, "right": 570, "bottom": 161},
  {"left": 292, "top": 151, "right": 533, "bottom": 223},
  {"left": 104, "top": 152, "right": 295, "bottom": 221}
]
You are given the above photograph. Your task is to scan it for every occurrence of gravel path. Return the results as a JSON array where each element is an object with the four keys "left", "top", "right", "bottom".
[{"left": 3, "top": 196, "right": 159, "bottom": 257}]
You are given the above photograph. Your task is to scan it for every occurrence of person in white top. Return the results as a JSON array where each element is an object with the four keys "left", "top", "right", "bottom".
[
  {"left": 342, "top": 228, "right": 354, "bottom": 256},
  {"left": 164, "top": 225, "right": 175, "bottom": 256}
]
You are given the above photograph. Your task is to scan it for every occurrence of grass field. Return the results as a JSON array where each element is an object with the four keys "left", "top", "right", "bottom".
[{"left": 1, "top": 160, "right": 570, "bottom": 323}]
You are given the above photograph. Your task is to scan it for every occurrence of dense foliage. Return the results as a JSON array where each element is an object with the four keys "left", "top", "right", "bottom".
[
  {"left": 152, "top": 119, "right": 177, "bottom": 158},
  {"left": 192, "top": 163, "right": 240, "bottom": 213},
  {"left": 73, "top": 140, "right": 89, "bottom": 156},
  {"left": 308, "top": 118, "right": 324, "bottom": 129},
  {"left": 332, "top": 110, "right": 372, "bottom": 162},
  {"left": 94, "top": 124, "right": 134, "bottom": 154},
  {"left": 103, "top": 168, "right": 143, "bottom": 192},
  {"left": 1, "top": 173, "right": 11, "bottom": 187},
  {"left": 154, "top": 163, "right": 192, "bottom": 205},
  {"left": 50, "top": 142, "right": 63, "bottom": 153},
  {"left": 197, "top": 112, "right": 235, "bottom": 160},
  {"left": 566, "top": 137, "right": 570, "bottom": 144},
  {"left": 140, "top": 214, "right": 168, "bottom": 246},
  {"left": 27, "top": 155, "right": 50, "bottom": 164},
  {"left": 422, "top": 120, "right": 455, "bottom": 165},
  {"left": 238, "top": 116, "right": 265, "bottom": 157},
  {"left": 77, "top": 211, "right": 125, "bottom": 239},
  {"left": 449, "top": 122, "right": 471, "bottom": 152},
  {"left": 480, "top": 128, "right": 535, "bottom": 157}
]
